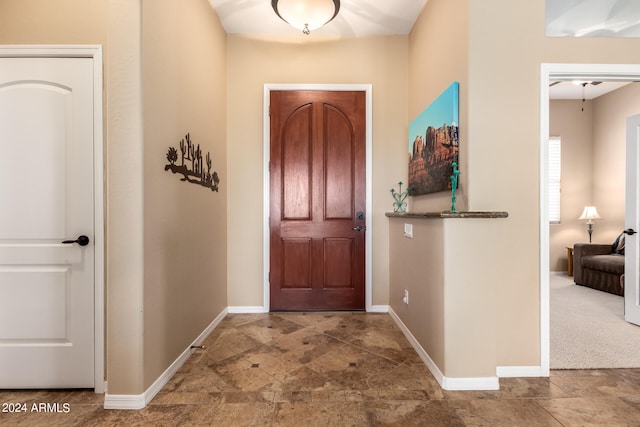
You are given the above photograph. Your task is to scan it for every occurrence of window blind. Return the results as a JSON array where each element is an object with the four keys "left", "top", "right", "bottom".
[{"left": 548, "top": 137, "right": 561, "bottom": 223}]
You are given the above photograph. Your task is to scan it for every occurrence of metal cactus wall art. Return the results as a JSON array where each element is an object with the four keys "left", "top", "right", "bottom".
[{"left": 165, "top": 133, "right": 220, "bottom": 192}]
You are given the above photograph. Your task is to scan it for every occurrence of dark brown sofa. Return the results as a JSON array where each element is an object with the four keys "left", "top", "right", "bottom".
[{"left": 573, "top": 243, "right": 624, "bottom": 296}]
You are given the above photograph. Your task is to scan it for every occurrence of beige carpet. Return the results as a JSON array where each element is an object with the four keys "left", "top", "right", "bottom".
[{"left": 551, "top": 273, "right": 640, "bottom": 369}]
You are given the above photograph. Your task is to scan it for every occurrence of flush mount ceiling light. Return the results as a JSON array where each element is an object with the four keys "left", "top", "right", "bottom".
[{"left": 272, "top": 0, "right": 340, "bottom": 35}]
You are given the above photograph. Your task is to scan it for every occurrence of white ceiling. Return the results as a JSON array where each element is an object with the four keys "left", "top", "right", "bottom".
[
  {"left": 546, "top": 0, "right": 640, "bottom": 37},
  {"left": 545, "top": 0, "right": 640, "bottom": 99},
  {"left": 209, "top": 0, "right": 640, "bottom": 38},
  {"left": 207, "top": 0, "right": 639, "bottom": 99},
  {"left": 549, "top": 81, "right": 632, "bottom": 100},
  {"left": 208, "top": 0, "right": 427, "bottom": 36}
]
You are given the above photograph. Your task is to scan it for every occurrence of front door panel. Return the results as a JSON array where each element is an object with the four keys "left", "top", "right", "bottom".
[{"left": 270, "top": 91, "right": 366, "bottom": 310}]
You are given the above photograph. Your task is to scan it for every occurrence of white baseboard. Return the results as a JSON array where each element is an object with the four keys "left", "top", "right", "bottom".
[
  {"left": 227, "top": 306, "right": 268, "bottom": 314},
  {"left": 550, "top": 271, "right": 567, "bottom": 276},
  {"left": 368, "top": 305, "right": 389, "bottom": 313},
  {"left": 496, "top": 365, "right": 545, "bottom": 378},
  {"left": 387, "top": 307, "right": 445, "bottom": 386},
  {"left": 388, "top": 307, "right": 499, "bottom": 391},
  {"left": 103, "top": 393, "right": 146, "bottom": 410},
  {"left": 104, "top": 308, "right": 228, "bottom": 410},
  {"left": 227, "top": 306, "right": 387, "bottom": 314},
  {"left": 443, "top": 376, "right": 499, "bottom": 391}
]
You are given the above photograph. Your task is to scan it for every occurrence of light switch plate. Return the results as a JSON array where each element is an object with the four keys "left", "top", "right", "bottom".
[{"left": 403, "top": 223, "right": 413, "bottom": 238}]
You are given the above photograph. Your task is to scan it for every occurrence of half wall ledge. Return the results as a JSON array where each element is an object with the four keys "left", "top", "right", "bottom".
[
  {"left": 385, "top": 211, "right": 509, "bottom": 219},
  {"left": 386, "top": 209, "right": 510, "bottom": 389}
]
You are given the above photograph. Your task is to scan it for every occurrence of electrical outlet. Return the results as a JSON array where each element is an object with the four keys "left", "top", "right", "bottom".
[
  {"left": 403, "top": 289, "right": 409, "bottom": 305},
  {"left": 403, "top": 223, "right": 413, "bottom": 238}
]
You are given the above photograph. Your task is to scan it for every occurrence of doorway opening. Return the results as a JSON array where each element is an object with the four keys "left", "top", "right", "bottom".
[
  {"left": 263, "top": 84, "right": 373, "bottom": 312},
  {"left": 540, "top": 63, "right": 640, "bottom": 373}
]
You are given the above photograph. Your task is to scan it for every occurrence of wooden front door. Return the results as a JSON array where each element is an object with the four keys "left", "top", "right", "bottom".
[{"left": 270, "top": 90, "right": 366, "bottom": 311}]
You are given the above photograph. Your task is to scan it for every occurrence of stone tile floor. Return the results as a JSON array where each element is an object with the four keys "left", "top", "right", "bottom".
[{"left": 2, "top": 312, "right": 640, "bottom": 425}]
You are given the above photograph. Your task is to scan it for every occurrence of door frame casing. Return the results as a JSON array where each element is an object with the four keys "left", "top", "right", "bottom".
[
  {"left": 0, "top": 45, "right": 105, "bottom": 393},
  {"left": 539, "top": 63, "right": 640, "bottom": 376},
  {"left": 626, "top": 114, "right": 640, "bottom": 325},
  {"left": 263, "top": 84, "right": 373, "bottom": 312}
]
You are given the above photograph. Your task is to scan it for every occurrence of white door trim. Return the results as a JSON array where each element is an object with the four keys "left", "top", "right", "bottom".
[
  {"left": 263, "top": 84, "right": 373, "bottom": 312},
  {"left": 625, "top": 114, "right": 640, "bottom": 325},
  {"left": 539, "top": 63, "right": 640, "bottom": 376},
  {"left": 0, "top": 45, "right": 105, "bottom": 393}
]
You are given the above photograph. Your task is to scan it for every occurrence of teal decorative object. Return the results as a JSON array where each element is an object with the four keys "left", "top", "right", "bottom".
[
  {"left": 391, "top": 181, "right": 410, "bottom": 213},
  {"left": 449, "top": 161, "right": 460, "bottom": 212}
]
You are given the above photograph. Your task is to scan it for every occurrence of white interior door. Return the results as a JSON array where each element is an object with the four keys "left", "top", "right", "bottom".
[
  {"left": 0, "top": 57, "right": 95, "bottom": 388},
  {"left": 625, "top": 114, "right": 640, "bottom": 326}
]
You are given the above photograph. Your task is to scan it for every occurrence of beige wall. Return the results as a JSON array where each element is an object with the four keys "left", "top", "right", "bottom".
[
  {"left": 226, "top": 35, "right": 409, "bottom": 308},
  {"left": 399, "top": 0, "right": 640, "bottom": 375},
  {"left": 466, "top": 0, "right": 542, "bottom": 368},
  {"left": 389, "top": 219, "right": 445, "bottom": 370},
  {"left": 443, "top": 218, "right": 506, "bottom": 377},
  {"left": 0, "top": 0, "right": 146, "bottom": 394},
  {"left": 404, "top": 0, "right": 517, "bottom": 378},
  {"left": 0, "top": 0, "right": 107, "bottom": 44},
  {"left": 593, "top": 83, "right": 640, "bottom": 239},
  {"left": 408, "top": 0, "right": 469, "bottom": 212},
  {"left": 468, "top": 0, "right": 640, "bottom": 368},
  {"left": 141, "top": 0, "right": 227, "bottom": 390},
  {"left": 389, "top": 215, "right": 506, "bottom": 378},
  {"left": 106, "top": 0, "right": 145, "bottom": 396},
  {"left": 0, "top": 0, "right": 228, "bottom": 396},
  {"left": 549, "top": 99, "right": 594, "bottom": 271}
]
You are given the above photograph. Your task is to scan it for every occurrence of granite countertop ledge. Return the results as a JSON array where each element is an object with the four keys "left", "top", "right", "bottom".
[{"left": 385, "top": 211, "right": 508, "bottom": 219}]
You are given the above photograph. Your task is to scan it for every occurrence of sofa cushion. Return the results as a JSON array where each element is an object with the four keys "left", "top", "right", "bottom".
[
  {"left": 582, "top": 254, "right": 625, "bottom": 275},
  {"left": 612, "top": 233, "right": 626, "bottom": 255},
  {"left": 616, "top": 234, "right": 626, "bottom": 254}
]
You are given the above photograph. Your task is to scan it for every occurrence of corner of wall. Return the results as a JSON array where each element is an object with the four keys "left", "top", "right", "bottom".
[{"left": 106, "top": 0, "right": 145, "bottom": 396}]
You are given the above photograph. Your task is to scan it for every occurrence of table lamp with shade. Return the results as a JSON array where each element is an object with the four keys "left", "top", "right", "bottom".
[{"left": 578, "top": 206, "right": 601, "bottom": 243}]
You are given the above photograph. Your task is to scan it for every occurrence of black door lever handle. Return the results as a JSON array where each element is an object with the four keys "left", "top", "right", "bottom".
[
  {"left": 624, "top": 228, "right": 638, "bottom": 236},
  {"left": 62, "top": 235, "right": 90, "bottom": 246}
]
